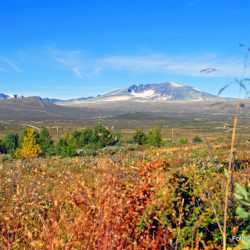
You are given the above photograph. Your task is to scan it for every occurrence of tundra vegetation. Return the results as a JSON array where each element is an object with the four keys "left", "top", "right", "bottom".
[{"left": 0, "top": 122, "right": 249, "bottom": 249}]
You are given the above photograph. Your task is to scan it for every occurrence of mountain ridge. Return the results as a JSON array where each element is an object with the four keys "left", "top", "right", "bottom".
[
  {"left": 58, "top": 81, "right": 222, "bottom": 106},
  {"left": 1, "top": 81, "right": 222, "bottom": 104}
]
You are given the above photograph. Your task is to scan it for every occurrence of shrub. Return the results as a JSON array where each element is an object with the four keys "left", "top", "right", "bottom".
[
  {"left": 147, "top": 125, "right": 162, "bottom": 147},
  {"left": 179, "top": 138, "right": 188, "bottom": 145},
  {"left": 4, "top": 132, "right": 19, "bottom": 155},
  {"left": 0, "top": 139, "right": 7, "bottom": 154},
  {"left": 16, "top": 128, "right": 42, "bottom": 158},
  {"left": 192, "top": 135, "right": 203, "bottom": 144},
  {"left": 38, "top": 128, "right": 54, "bottom": 156},
  {"left": 132, "top": 129, "right": 147, "bottom": 145},
  {"left": 91, "top": 124, "right": 119, "bottom": 149},
  {"left": 80, "top": 128, "right": 93, "bottom": 145},
  {"left": 56, "top": 138, "right": 77, "bottom": 157},
  {"left": 71, "top": 130, "right": 82, "bottom": 147},
  {"left": 164, "top": 139, "right": 177, "bottom": 146}
]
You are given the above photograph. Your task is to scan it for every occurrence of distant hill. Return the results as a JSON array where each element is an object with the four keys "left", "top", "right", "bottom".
[
  {"left": 0, "top": 96, "right": 249, "bottom": 128},
  {"left": 0, "top": 98, "right": 104, "bottom": 123},
  {"left": 0, "top": 93, "right": 64, "bottom": 103},
  {"left": 0, "top": 92, "right": 95, "bottom": 103}
]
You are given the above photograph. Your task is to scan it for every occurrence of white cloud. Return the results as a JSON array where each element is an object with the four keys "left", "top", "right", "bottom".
[
  {"left": 50, "top": 50, "right": 85, "bottom": 79},
  {"left": 0, "top": 56, "right": 21, "bottom": 73},
  {"left": 2, "top": 45, "right": 249, "bottom": 80},
  {"left": 43, "top": 46, "right": 250, "bottom": 79},
  {"left": 72, "top": 67, "right": 83, "bottom": 79},
  {"left": 50, "top": 49, "right": 100, "bottom": 79},
  {"left": 97, "top": 53, "right": 249, "bottom": 77}
]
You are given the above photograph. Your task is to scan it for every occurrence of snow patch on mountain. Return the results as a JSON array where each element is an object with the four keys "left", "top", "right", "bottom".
[
  {"left": 169, "top": 82, "right": 184, "bottom": 88},
  {"left": 99, "top": 96, "right": 132, "bottom": 102},
  {"left": 131, "top": 89, "right": 155, "bottom": 98}
]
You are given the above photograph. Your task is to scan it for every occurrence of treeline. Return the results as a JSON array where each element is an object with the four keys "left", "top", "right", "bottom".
[
  {"left": 132, "top": 127, "right": 203, "bottom": 146},
  {"left": 0, "top": 124, "right": 203, "bottom": 159},
  {"left": 0, "top": 124, "right": 119, "bottom": 158},
  {"left": 0, "top": 124, "right": 166, "bottom": 158}
]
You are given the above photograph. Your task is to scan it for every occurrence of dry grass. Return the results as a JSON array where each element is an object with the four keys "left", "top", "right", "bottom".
[{"left": 0, "top": 142, "right": 249, "bottom": 249}]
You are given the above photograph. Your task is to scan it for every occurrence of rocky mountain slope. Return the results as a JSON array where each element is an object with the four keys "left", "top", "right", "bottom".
[
  {"left": 1, "top": 82, "right": 221, "bottom": 105},
  {"left": 59, "top": 82, "right": 221, "bottom": 106}
]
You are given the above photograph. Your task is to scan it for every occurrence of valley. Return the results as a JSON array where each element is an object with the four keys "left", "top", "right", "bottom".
[{"left": 0, "top": 82, "right": 249, "bottom": 249}]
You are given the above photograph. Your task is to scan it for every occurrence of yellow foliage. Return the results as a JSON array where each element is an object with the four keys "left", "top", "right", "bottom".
[{"left": 16, "top": 128, "right": 42, "bottom": 159}]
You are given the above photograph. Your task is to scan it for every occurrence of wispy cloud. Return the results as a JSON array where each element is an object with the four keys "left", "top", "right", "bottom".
[
  {"left": 16, "top": 46, "right": 250, "bottom": 79},
  {"left": 72, "top": 67, "right": 83, "bottom": 78},
  {"left": 0, "top": 56, "right": 21, "bottom": 73},
  {"left": 97, "top": 53, "right": 249, "bottom": 77},
  {"left": 50, "top": 49, "right": 98, "bottom": 79}
]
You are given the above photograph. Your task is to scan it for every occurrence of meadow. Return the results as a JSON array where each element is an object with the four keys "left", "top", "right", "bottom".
[{"left": 0, "top": 120, "right": 249, "bottom": 249}]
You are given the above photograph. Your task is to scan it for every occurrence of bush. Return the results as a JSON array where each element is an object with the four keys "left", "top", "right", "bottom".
[
  {"left": 0, "top": 139, "right": 7, "bottom": 154},
  {"left": 163, "top": 139, "right": 177, "bottom": 146},
  {"left": 179, "top": 138, "right": 188, "bottom": 145},
  {"left": 132, "top": 129, "right": 147, "bottom": 145},
  {"left": 16, "top": 128, "right": 42, "bottom": 158},
  {"left": 91, "top": 124, "right": 119, "bottom": 149},
  {"left": 71, "top": 130, "right": 82, "bottom": 147},
  {"left": 4, "top": 132, "right": 19, "bottom": 155},
  {"left": 56, "top": 138, "right": 77, "bottom": 157},
  {"left": 80, "top": 128, "right": 93, "bottom": 146},
  {"left": 192, "top": 135, "right": 203, "bottom": 144},
  {"left": 38, "top": 128, "right": 54, "bottom": 156},
  {"left": 78, "top": 147, "right": 97, "bottom": 156},
  {"left": 147, "top": 125, "right": 162, "bottom": 147}
]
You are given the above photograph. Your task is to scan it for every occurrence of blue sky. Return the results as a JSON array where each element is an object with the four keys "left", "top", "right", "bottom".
[{"left": 0, "top": 0, "right": 250, "bottom": 99}]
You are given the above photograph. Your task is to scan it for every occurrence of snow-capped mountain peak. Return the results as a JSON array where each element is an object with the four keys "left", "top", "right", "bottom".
[
  {"left": 69, "top": 81, "right": 221, "bottom": 103},
  {"left": 1, "top": 81, "right": 222, "bottom": 104}
]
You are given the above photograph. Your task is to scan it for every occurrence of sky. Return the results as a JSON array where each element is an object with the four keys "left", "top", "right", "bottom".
[{"left": 0, "top": 0, "right": 250, "bottom": 99}]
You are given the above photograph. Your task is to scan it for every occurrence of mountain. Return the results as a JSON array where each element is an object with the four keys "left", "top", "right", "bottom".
[
  {"left": 32, "top": 96, "right": 64, "bottom": 103},
  {"left": 0, "top": 93, "right": 95, "bottom": 103},
  {"left": 0, "top": 93, "right": 64, "bottom": 103},
  {"left": 1, "top": 82, "right": 221, "bottom": 105},
  {"left": 0, "top": 93, "right": 24, "bottom": 100},
  {"left": 60, "top": 82, "right": 221, "bottom": 106},
  {"left": 0, "top": 97, "right": 105, "bottom": 123},
  {"left": 101, "top": 82, "right": 220, "bottom": 101}
]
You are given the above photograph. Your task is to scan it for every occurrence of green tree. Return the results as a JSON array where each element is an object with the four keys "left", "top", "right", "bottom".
[
  {"left": 56, "top": 138, "right": 77, "bottom": 157},
  {"left": 71, "top": 130, "right": 82, "bottom": 147},
  {"left": 80, "top": 128, "right": 93, "bottom": 146},
  {"left": 38, "top": 128, "right": 54, "bottom": 156},
  {"left": 0, "top": 139, "right": 7, "bottom": 154},
  {"left": 4, "top": 133, "right": 19, "bottom": 155},
  {"left": 147, "top": 125, "right": 162, "bottom": 147},
  {"left": 132, "top": 129, "right": 147, "bottom": 145},
  {"left": 91, "top": 124, "right": 119, "bottom": 149}
]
